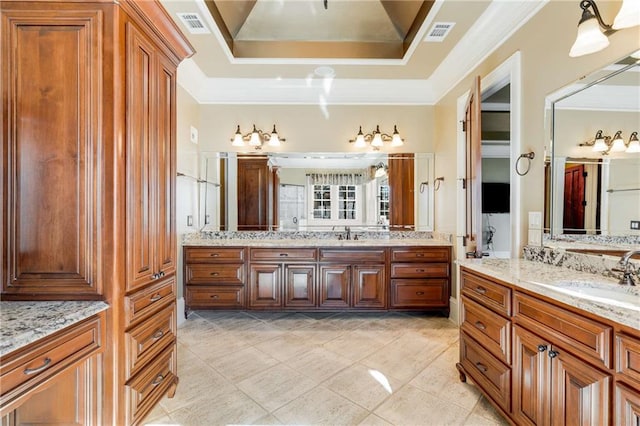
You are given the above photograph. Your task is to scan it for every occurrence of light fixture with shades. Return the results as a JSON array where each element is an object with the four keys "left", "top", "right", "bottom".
[
  {"left": 349, "top": 125, "right": 404, "bottom": 150},
  {"left": 231, "top": 124, "right": 285, "bottom": 150},
  {"left": 372, "top": 162, "right": 388, "bottom": 178},
  {"left": 569, "top": 0, "right": 640, "bottom": 57},
  {"left": 580, "top": 129, "right": 640, "bottom": 154}
]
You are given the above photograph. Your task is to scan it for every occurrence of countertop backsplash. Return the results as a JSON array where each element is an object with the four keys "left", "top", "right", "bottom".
[{"left": 183, "top": 230, "right": 452, "bottom": 243}]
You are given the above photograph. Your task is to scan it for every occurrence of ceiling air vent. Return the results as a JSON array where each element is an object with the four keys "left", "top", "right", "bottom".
[
  {"left": 424, "top": 22, "right": 455, "bottom": 42},
  {"left": 177, "top": 12, "right": 210, "bottom": 34}
]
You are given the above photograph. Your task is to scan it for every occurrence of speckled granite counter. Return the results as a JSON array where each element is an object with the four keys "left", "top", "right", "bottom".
[
  {"left": 458, "top": 258, "right": 639, "bottom": 330},
  {"left": 183, "top": 237, "right": 452, "bottom": 247},
  {"left": 0, "top": 301, "right": 109, "bottom": 357}
]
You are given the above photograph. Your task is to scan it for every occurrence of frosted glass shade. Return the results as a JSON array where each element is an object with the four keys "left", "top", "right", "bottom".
[
  {"left": 569, "top": 18, "right": 610, "bottom": 57},
  {"left": 613, "top": 0, "right": 640, "bottom": 29}
]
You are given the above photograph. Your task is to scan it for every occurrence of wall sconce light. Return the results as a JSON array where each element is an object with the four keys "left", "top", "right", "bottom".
[
  {"left": 231, "top": 124, "right": 285, "bottom": 150},
  {"left": 580, "top": 130, "right": 639, "bottom": 154},
  {"left": 349, "top": 125, "right": 404, "bottom": 150},
  {"left": 372, "top": 162, "right": 388, "bottom": 178},
  {"left": 569, "top": 0, "right": 640, "bottom": 57}
]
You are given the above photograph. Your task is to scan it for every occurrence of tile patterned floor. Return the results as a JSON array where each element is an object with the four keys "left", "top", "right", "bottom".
[{"left": 143, "top": 311, "right": 509, "bottom": 426}]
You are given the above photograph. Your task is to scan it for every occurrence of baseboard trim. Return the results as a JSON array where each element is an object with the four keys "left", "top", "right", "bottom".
[{"left": 177, "top": 297, "right": 186, "bottom": 327}]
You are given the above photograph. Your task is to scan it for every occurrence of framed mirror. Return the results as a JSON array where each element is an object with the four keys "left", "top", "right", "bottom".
[
  {"left": 546, "top": 54, "right": 640, "bottom": 239},
  {"left": 197, "top": 152, "right": 434, "bottom": 232}
]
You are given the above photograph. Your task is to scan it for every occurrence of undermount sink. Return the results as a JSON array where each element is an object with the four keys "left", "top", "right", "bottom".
[{"left": 532, "top": 280, "right": 640, "bottom": 311}]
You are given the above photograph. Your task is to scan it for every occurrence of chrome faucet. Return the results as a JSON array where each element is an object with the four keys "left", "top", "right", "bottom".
[
  {"left": 613, "top": 249, "right": 640, "bottom": 286},
  {"left": 345, "top": 226, "right": 351, "bottom": 241}
]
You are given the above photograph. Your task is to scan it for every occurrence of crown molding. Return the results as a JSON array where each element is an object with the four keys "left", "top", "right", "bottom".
[{"left": 178, "top": 0, "right": 547, "bottom": 105}]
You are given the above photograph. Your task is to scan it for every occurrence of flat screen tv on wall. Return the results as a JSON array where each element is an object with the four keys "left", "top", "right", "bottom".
[{"left": 482, "top": 182, "right": 510, "bottom": 213}]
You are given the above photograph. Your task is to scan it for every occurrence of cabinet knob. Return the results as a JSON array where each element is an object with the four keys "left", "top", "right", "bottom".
[
  {"left": 211, "top": 295, "right": 219, "bottom": 299},
  {"left": 475, "top": 362, "right": 488, "bottom": 373},
  {"left": 152, "top": 330, "right": 164, "bottom": 340},
  {"left": 416, "top": 291, "right": 425, "bottom": 296},
  {"left": 416, "top": 253, "right": 424, "bottom": 257},
  {"left": 475, "top": 286, "right": 487, "bottom": 294},
  {"left": 210, "top": 253, "right": 220, "bottom": 257},
  {"left": 416, "top": 269, "right": 425, "bottom": 273},
  {"left": 548, "top": 350, "right": 559, "bottom": 359},
  {"left": 474, "top": 321, "right": 486, "bottom": 330},
  {"left": 151, "top": 374, "right": 165, "bottom": 386},
  {"left": 210, "top": 272, "right": 219, "bottom": 276},
  {"left": 537, "top": 344, "right": 548, "bottom": 352},
  {"left": 23, "top": 357, "right": 52, "bottom": 375},
  {"left": 152, "top": 273, "right": 159, "bottom": 280}
]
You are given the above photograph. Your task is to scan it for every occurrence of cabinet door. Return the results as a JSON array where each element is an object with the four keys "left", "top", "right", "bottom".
[
  {"left": 284, "top": 265, "right": 316, "bottom": 308},
  {"left": 1, "top": 6, "right": 103, "bottom": 297},
  {"left": 551, "top": 346, "right": 611, "bottom": 426},
  {"left": 249, "top": 264, "right": 281, "bottom": 307},
  {"left": 237, "top": 158, "right": 270, "bottom": 231},
  {"left": 512, "top": 325, "right": 551, "bottom": 426},
  {"left": 319, "top": 265, "right": 350, "bottom": 308},
  {"left": 352, "top": 265, "right": 385, "bottom": 308},
  {"left": 615, "top": 383, "right": 640, "bottom": 426}
]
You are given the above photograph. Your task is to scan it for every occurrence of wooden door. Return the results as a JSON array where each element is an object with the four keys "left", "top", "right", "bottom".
[
  {"left": 352, "top": 265, "right": 386, "bottom": 308},
  {"left": 464, "top": 76, "right": 483, "bottom": 257},
  {"left": 550, "top": 346, "right": 611, "bottom": 426},
  {"left": 319, "top": 264, "right": 350, "bottom": 308},
  {"left": 237, "top": 157, "right": 270, "bottom": 231},
  {"left": 563, "top": 164, "right": 586, "bottom": 234},
  {"left": 284, "top": 265, "right": 315, "bottom": 307},
  {"left": 1, "top": 6, "right": 103, "bottom": 298},
  {"left": 388, "top": 154, "right": 414, "bottom": 229},
  {"left": 249, "top": 264, "right": 281, "bottom": 307},
  {"left": 512, "top": 326, "right": 551, "bottom": 426}
]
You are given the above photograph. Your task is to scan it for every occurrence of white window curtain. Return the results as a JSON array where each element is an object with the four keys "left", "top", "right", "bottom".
[{"left": 306, "top": 169, "right": 373, "bottom": 185}]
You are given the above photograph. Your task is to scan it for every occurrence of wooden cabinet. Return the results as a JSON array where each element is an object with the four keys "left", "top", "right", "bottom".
[
  {"left": 285, "top": 265, "right": 316, "bottom": 308},
  {"left": 237, "top": 157, "right": 272, "bottom": 231},
  {"left": 319, "top": 264, "right": 351, "bottom": 308},
  {"left": 390, "top": 247, "right": 450, "bottom": 314},
  {"left": 387, "top": 154, "right": 414, "bottom": 229},
  {"left": 1, "top": 313, "right": 105, "bottom": 425},
  {"left": 1, "top": 1, "right": 194, "bottom": 424},
  {"left": 615, "top": 333, "right": 640, "bottom": 425}
]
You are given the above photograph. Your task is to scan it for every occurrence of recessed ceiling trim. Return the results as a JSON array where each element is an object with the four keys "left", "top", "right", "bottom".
[{"left": 233, "top": 40, "right": 405, "bottom": 60}]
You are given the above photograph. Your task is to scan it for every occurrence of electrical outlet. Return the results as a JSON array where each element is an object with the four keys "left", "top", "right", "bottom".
[
  {"left": 205, "top": 214, "right": 210, "bottom": 225},
  {"left": 187, "top": 215, "right": 193, "bottom": 227},
  {"left": 190, "top": 126, "right": 198, "bottom": 144},
  {"left": 631, "top": 220, "right": 640, "bottom": 230}
]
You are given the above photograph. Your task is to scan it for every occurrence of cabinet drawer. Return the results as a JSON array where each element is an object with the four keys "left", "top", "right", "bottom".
[
  {"left": 185, "top": 264, "right": 245, "bottom": 285},
  {"left": 514, "top": 292, "right": 612, "bottom": 369},
  {"left": 184, "top": 247, "right": 245, "bottom": 263},
  {"left": 251, "top": 248, "right": 317, "bottom": 261},
  {"left": 0, "top": 315, "right": 102, "bottom": 399},
  {"left": 186, "top": 286, "right": 245, "bottom": 308},
  {"left": 125, "top": 343, "right": 177, "bottom": 426},
  {"left": 616, "top": 332, "right": 640, "bottom": 386},
  {"left": 125, "top": 278, "right": 175, "bottom": 328},
  {"left": 460, "top": 332, "right": 511, "bottom": 413},
  {"left": 125, "top": 303, "right": 176, "bottom": 379},
  {"left": 390, "top": 263, "right": 449, "bottom": 278},
  {"left": 390, "top": 279, "right": 449, "bottom": 307},
  {"left": 461, "top": 269, "right": 511, "bottom": 316},
  {"left": 391, "top": 247, "right": 450, "bottom": 262},
  {"left": 319, "top": 248, "right": 386, "bottom": 263},
  {"left": 461, "top": 296, "right": 511, "bottom": 364}
]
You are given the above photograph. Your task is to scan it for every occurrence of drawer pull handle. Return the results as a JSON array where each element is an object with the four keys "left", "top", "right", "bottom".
[
  {"left": 474, "top": 321, "right": 486, "bottom": 330},
  {"left": 152, "top": 273, "right": 160, "bottom": 280},
  {"left": 24, "top": 357, "right": 52, "bottom": 375},
  {"left": 416, "top": 253, "right": 424, "bottom": 257},
  {"left": 548, "top": 350, "right": 559, "bottom": 359},
  {"left": 537, "top": 345, "right": 548, "bottom": 352},
  {"left": 279, "top": 253, "right": 289, "bottom": 257},
  {"left": 159, "top": 271, "right": 165, "bottom": 277},
  {"left": 211, "top": 295, "right": 219, "bottom": 299},
  {"left": 152, "top": 330, "right": 164, "bottom": 340},
  {"left": 210, "top": 272, "right": 219, "bottom": 276},
  {"left": 416, "top": 291, "right": 425, "bottom": 296},
  {"left": 475, "top": 362, "right": 488, "bottom": 373},
  {"left": 475, "top": 286, "right": 487, "bottom": 295},
  {"left": 416, "top": 269, "right": 425, "bottom": 273},
  {"left": 150, "top": 294, "right": 162, "bottom": 302},
  {"left": 151, "top": 374, "right": 164, "bottom": 386},
  {"left": 210, "top": 253, "right": 220, "bottom": 257}
]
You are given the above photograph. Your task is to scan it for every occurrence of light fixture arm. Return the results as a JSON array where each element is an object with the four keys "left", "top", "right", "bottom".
[{"left": 579, "top": 0, "right": 616, "bottom": 34}]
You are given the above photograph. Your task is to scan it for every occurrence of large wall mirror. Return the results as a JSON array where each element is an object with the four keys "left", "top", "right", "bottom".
[
  {"left": 197, "top": 152, "right": 434, "bottom": 232},
  {"left": 546, "top": 54, "right": 639, "bottom": 239}
]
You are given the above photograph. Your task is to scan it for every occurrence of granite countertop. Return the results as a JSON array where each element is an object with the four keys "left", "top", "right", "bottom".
[
  {"left": 0, "top": 301, "right": 109, "bottom": 357},
  {"left": 458, "top": 258, "right": 640, "bottom": 330},
  {"left": 183, "top": 238, "right": 452, "bottom": 247}
]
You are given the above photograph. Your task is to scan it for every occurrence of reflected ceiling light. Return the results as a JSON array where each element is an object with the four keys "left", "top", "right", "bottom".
[
  {"left": 569, "top": 0, "right": 640, "bottom": 57},
  {"left": 231, "top": 124, "right": 285, "bottom": 150},
  {"left": 626, "top": 131, "right": 640, "bottom": 153},
  {"left": 580, "top": 129, "right": 639, "bottom": 154},
  {"left": 349, "top": 125, "right": 404, "bottom": 150}
]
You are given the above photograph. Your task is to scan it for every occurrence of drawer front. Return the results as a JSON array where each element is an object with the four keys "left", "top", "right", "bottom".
[
  {"left": 126, "top": 343, "right": 177, "bottom": 426},
  {"left": 391, "top": 247, "right": 450, "bottom": 263},
  {"left": 460, "top": 269, "right": 511, "bottom": 316},
  {"left": 616, "top": 332, "right": 640, "bottom": 386},
  {"left": 0, "top": 315, "right": 102, "bottom": 398},
  {"left": 125, "top": 278, "right": 175, "bottom": 328},
  {"left": 251, "top": 248, "right": 317, "bottom": 262},
  {"left": 460, "top": 332, "right": 511, "bottom": 413},
  {"left": 184, "top": 247, "right": 245, "bottom": 263},
  {"left": 186, "top": 286, "right": 245, "bottom": 308},
  {"left": 390, "top": 263, "right": 449, "bottom": 278},
  {"left": 125, "top": 303, "right": 176, "bottom": 379},
  {"left": 461, "top": 296, "right": 511, "bottom": 364},
  {"left": 390, "top": 279, "right": 449, "bottom": 308},
  {"left": 184, "top": 264, "right": 245, "bottom": 285},
  {"left": 514, "top": 292, "right": 612, "bottom": 369},
  {"left": 319, "top": 248, "right": 386, "bottom": 263}
]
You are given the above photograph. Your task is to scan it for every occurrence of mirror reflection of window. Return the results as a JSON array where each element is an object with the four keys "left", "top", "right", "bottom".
[{"left": 378, "top": 183, "right": 390, "bottom": 224}]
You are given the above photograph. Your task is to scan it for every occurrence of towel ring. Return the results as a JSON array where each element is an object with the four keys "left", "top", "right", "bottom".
[
  {"left": 433, "top": 177, "right": 444, "bottom": 191},
  {"left": 515, "top": 152, "right": 535, "bottom": 176}
]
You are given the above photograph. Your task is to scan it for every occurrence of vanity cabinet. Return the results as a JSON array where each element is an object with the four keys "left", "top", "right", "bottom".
[{"left": 615, "top": 333, "right": 640, "bottom": 425}]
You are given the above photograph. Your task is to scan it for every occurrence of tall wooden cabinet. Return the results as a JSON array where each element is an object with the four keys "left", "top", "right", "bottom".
[{"left": 1, "top": 1, "right": 194, "bottom": 424}]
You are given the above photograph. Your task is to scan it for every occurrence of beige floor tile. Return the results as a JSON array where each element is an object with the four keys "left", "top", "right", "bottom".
[
  {"left": 237, "top": 364, "right": 317, "bottom": 411},
  {"left": 273, "top": 386, "right": 369, "bottom": 425},
  {"left": 358, "top": 413, "right": 393, "bottom": 426},
  {"left": 291, "top": 321, "right": 344, "bottom": 345},
  {"left": 141, "top": 415, "right": 174, "bottom": 426},
  {"left": 267, "top": 312, "right": 318, "bottom": 330},
  {"left": 176, "top": 315, "right": 223, "bottom": 346},
  {"left": 469, "top": 395, "right": 510, "bottom": 425},
  {"left": 286, "top": 346, "right": 353, "bottom": 382},
  {"left": 374, "top": 384, "right": 470, "bottom": 426},
  {"left": 168, "top": 389, "right": 268, "bottom": 426},
  {"left": 322, "top": 330, "right": 389, "bottom": 361},
  {"left": 140, "top": 402, "right": 169, "bottom": 424},
  {"left": 232, "top": 322, "right": 287, "bottom": 345},
  {"left": 187, "top": 330, "right": 252, "bottom": 364},
  {"left": 211, "top": 346, "right": 280, "bottom": 382},
  {"left": 324, "top": 363, "right": 402, "bottom": 411},
  {"left": 254, "top": 333, "right": 316, "bottom": 362},
  {"left": 250, "top": 413, "right": 283, "bottom": 425}
]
